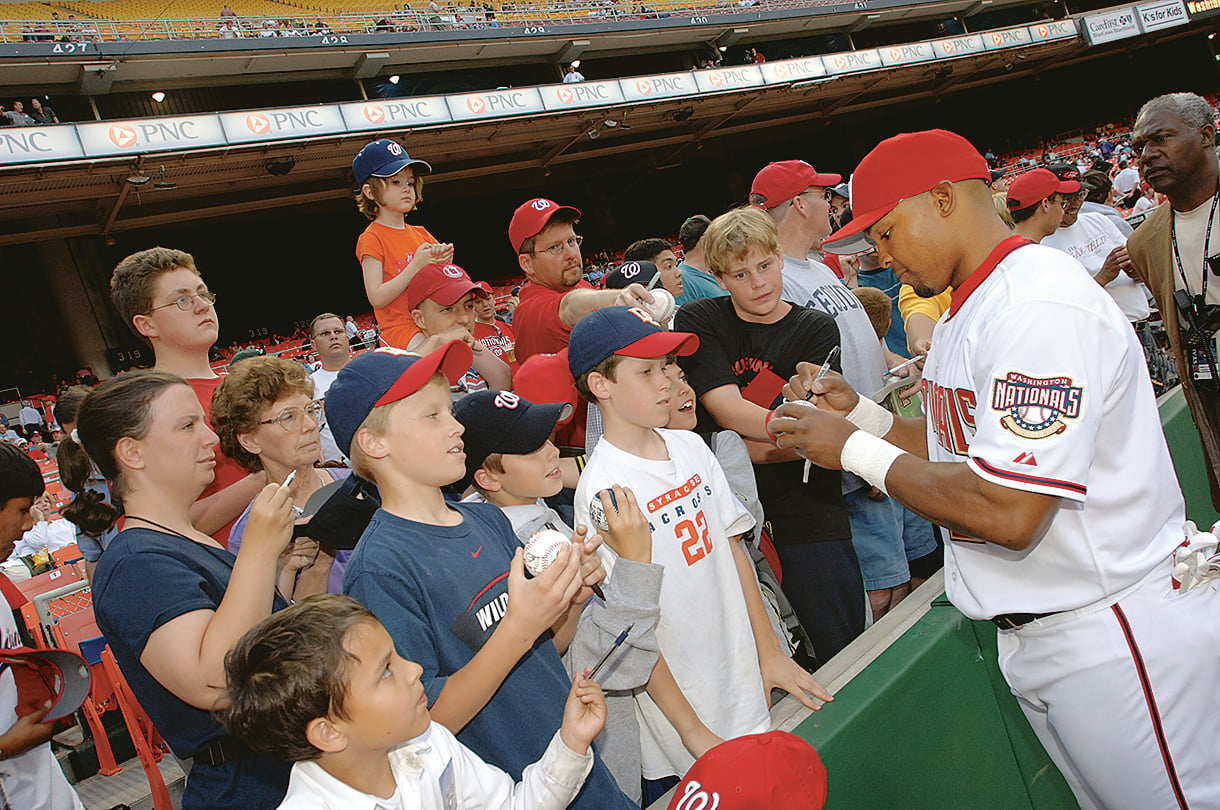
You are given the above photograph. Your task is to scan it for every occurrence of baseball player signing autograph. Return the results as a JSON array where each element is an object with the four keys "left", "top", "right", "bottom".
[{"left": 769, "top": 129, "right": 1220, "bottom": 810}]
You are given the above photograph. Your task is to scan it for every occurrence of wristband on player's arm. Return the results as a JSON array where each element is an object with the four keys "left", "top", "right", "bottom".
[
  {"left": 840, "top": 431, "right": 906, "bottom": 495},
  {"left": 845, "top": 396, "right": 894, "bottom": 437},
  {"left": 765, "top": 408, "right": 779, "bottom": 440}
]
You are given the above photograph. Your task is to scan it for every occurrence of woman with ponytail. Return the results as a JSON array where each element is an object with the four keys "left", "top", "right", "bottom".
[
  {"left": 78, "top": 371, "right": 295, "bottom": 809},
  {"left": 54, "top": 386, "right": 115, "bottom": 579}
]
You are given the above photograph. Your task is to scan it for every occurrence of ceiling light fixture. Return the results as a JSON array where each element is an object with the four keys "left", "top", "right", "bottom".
[
  {"left": 153, "top": 165, "right": 176, "bottom": 190},
  {"left": 388, "top": 75, "right": 400, "bottom": 84},
  {"left": 151, "top": 91, "right": 166, "bottom": 102}
]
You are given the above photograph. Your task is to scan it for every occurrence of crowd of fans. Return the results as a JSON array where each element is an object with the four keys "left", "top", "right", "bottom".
[{"left": 6, "top": 90, "right": 1220, "bottom": 810}]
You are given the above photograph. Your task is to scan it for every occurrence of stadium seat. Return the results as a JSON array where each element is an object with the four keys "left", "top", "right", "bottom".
[
  {"left": 51, "top": 602, "right": 124, "bottom": 777},
  {"left": 101, "top": 645, "right": 174, "bottom": 810}
]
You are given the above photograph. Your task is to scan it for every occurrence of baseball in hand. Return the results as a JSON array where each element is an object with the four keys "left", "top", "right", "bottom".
[
  {"left": 524, "top": 529, "right": 571, "bottom": 576},
  {"left": 643, "top": 289, "right": 676, "bottom": 323},
  {"left": 588, "top": 489, "right": 618, "bottom": 531}
]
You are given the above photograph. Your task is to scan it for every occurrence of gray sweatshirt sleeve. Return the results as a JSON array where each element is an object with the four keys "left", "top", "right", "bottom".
[{"left": 562, "top": 557, "right": 663, "bottom": 691}]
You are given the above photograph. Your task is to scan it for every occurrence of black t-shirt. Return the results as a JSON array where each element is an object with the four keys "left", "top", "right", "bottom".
[{"left": 675, "top": 298, "right": 851, "bottom": 544}]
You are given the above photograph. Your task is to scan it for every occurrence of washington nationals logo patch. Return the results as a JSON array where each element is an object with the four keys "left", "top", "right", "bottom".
[{"left": 991, "top": 372, "right": 1082, "bottom": 439}]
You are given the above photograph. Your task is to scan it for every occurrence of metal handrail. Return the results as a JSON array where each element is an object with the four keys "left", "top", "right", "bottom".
[{"left": 0, "top": 0, "right": 821, "bottom": 43}]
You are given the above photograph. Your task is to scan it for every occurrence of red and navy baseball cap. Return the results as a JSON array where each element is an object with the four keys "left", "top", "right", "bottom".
[
  {"left": 750, "top": 160, "right": 842, "bottom": 209},
  {"left": 567, "top": 306, "right": 699, "bottom": 379},
  {"left": 352, "top": 139, "right": 432, "bottom": 185},
  {"left": 603, "top": 260, "right": 661, "bottom": 291},
  {"left": 1006, "top": 168, "right": 1081, "bottom": 210},
  {"left": 668, "top": 732, "right": 828, "bottom": 810},
  {"left": 823, "top": 129, "right": 991, "bottom": 255},
  {"left": 0, "top": 646, "right": 92, "bottom": 722},
  {"left": 406, "top": 263, "right": 488, "bottom": 310},
  {"left": 508, "top": 198, "right": 581, "bottom": 254},
  {"left": 325, "top": 342, "right": 473, "bottom": 457},
  {"left": 452, "top": 390, "right": 573, "bottom": 491},
  {"left": 515, "top": 349, "right": 579, "bottom": 423}
]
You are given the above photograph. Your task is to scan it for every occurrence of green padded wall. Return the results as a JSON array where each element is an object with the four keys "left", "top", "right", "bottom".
[{"left": 1158, "top": 387, "right": 1219, "bottom": 527}]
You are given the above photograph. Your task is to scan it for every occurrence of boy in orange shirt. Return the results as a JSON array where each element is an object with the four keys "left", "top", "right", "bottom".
[{"left": 353, "top": 139, "right": 455, "bottom": 349}]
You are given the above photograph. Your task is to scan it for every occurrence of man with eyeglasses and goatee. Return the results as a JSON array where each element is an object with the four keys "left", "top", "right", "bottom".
[
  {"left": 507, "top": 198, "right": 656, "bottom": 450},
  {"left": 110, "top": 247, "right": 264, "bottom": 547}
]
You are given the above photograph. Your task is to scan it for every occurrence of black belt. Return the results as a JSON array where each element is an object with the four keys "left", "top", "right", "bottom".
[
  {"left": 192, "top": 735, "right": 251, "bottom": 767},
  {"left": 990, "top": 612, "right": 1057, "bottom": 630}
]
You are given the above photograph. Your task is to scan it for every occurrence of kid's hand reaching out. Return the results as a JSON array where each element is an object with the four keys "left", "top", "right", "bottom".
[
  {"left": 505, "top": 545, "right": 583, "bottom": 640},
  {"left": 568, "top": 525, "right": 607, "bottom": 606},
  {"left": 758, "top": 645, "right": 833, "bottom": 710},
  {"left": 596, "top": 486, "right": 652, "bottom": 563},
  {"left": 559, "top": 671, "right": 607, "bottom": 754}
]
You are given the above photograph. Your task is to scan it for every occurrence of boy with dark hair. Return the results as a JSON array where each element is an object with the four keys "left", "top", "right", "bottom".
[
  {"left": 673, "top": 206, "right": 866, "bottom": 667},
  {"left": 110, "top": 246, "right": 262, "bottom": 546},
  {"left": 0, "top": 443, "right": 84, "bottom": 809},
  {"left": 623, "top": 238, "right": 683, "bottom": 299},
  {"left": 221, "top": 594, "right": 603, "bottom": 809},
  {"left": 325, "top": 343, "right": 636, "bottom": 809},
  {"left": 453, "top": 390, "right": 721, "bottom": 802},
  {"left": 567, "top": 307, "right": 830, "bottom": 797}
]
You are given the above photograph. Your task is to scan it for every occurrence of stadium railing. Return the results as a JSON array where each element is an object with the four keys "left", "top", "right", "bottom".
[{"left": 0, "top": 0, "right": 827, "bottom": 43}]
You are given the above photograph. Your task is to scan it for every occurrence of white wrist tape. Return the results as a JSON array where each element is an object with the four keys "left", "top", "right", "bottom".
[
  {"left": 844, "top": 396, "right": 894, "bottom": 437},
  {"left": 840, "top": 431, "right": 906, "bottom": 495}
]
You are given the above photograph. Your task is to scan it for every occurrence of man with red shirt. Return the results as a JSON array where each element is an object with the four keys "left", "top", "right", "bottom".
[
  {"left": 471, "top": 281, "right": 518, "bottom": 372},
  {"left": 110, "top": 247, "right": 264, "bottom": 547},
  {"left": 508, "top": 198, "right": 652, "bottom": 361}
]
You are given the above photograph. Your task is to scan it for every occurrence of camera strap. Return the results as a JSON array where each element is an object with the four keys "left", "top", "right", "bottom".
[{"left": 1171, "top": 190, "right": 1220, "bottom": 309}]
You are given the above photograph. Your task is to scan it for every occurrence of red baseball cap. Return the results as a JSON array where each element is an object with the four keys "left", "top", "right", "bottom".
[
  {"left": 668, "top": 731, "right": 828, "bottom": 810},
  {"left": 750, "top": 160, "right": 842, "bottom": 209},
  {"left": 508, "top": 198, "right": 581, "bottom": 254},
  {"left": 474, "top": 281, "right": 494, "bottom": 296},
  {"left": 1005, "top": 168, "right": 1081, "bottom": 210},
  {"left": 514, "top": 349, "right": 579, "bottom": 423},
  {"left": 406, "top": 263, "right": 488, "bottom": 310},
  {"left": 823, "top": 129, "right": 991, "bottom": 255}
]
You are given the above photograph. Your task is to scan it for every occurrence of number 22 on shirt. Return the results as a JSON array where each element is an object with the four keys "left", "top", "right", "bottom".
[{"left": 675, "top": 511, "right": 712, "bottom": 565}]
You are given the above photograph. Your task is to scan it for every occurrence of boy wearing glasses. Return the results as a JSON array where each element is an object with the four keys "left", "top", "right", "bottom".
[{"left": 110, "top": 247, "right": 264, "bottom": 547}]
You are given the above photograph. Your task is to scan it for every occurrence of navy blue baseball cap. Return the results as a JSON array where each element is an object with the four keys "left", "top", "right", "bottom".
[
  {"left": 567, "top": 306, "right": 699, "bottom": 379},
  {"left": 352, "top": 139, "right": 433, "bottom": 185},
  {"left": 452, "top": 390, "right": 573, "bottom": 491},
  {"left": 325, "top": 341, "right": 472, "bottom": 457},
  {"left": 603, "top": 260, "right": 661, "bottom": 291}
]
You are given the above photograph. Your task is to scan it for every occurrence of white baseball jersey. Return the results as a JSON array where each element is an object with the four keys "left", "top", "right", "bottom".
[
  {"left": 921, "top": 237, "right": 1184, "bottom": 619},
  {"left": 1042, "top": 212, "right": 1151, "bottom": 322},
  {"left": 574, "top": 429, "right": 766, "bottom": 779}
]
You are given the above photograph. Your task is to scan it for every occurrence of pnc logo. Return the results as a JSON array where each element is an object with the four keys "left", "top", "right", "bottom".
[
  {"left": 890, "top": 47, "right": 902, "bottom": 59},
  {"left": 493, "top": 391, "right": 520, "bottom": 409},
  {"left": 363, "top": 104, "right": 386, "bottom": 124},
  {"left": 441, "top": 264, "right": 464, "bottom": 278},
  {"left": 1037, "top": 24, "right": 1049, "bottom": 36},
  {"left": 833, "top": 55, "right": 848, "bottom": 68},
  {"left": 246, "top": 113, "right": 270, "bottom": 134},
  {"left": 941, "top": 41, "right": 954, "bottom": 53},
  {"left": 557, "top": 87, "right": 573, "bottom": 104},
  {"left": 708, "top": 72, "right": 723, "bottom": 86},
  {"left": 636, "top": 79, "right": 653, "bottom": 95},
  {"left": 108, "top": 124, "right": 137, "bottom": 148},
  {"left": 991, "top": 32, "right": 1004, "bottom": 45},
  {"left": 772, "top": 64, "right": 788, "bottom": 78},
  {"left": 466, "top": 96, "right": 486, "bottom": 113}
]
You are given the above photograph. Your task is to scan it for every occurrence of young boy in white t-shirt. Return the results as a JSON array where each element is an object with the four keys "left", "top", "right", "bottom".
[
  {"left": 566, "top": 307, "right": 831, "bottom": 797},
  {"left": 451, "top": 389, "right": 722, "bottom": 802},
  {"left": 221, "top": 594, "right": 603, "bottom": 810}
]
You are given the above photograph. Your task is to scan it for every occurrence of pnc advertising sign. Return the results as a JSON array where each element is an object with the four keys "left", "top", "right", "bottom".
[
  {"left": 932, "top": 34, "right": 986, "bottom": 58},
  {"left": 880, "top": 42, "right": 936, "bottom": 66},
  {"left": 823, "top": 49, "right": 881, "bottom": 74},
  {"left": 982, "top": 26, "right": 1033, "bottom": 50},
  {"left": 340, "top": 97, "right": 452, "bottom": 130},
  {"left": 760, "top": 57, "right": 826, "bottom": 84},
  {"left": 446, "top": 89, "right": 545, "bottom": 121},
  {"left": 0, "top": 125, "right": 84, "bottom": 165},
  {"left": 219, "top": 105, "right": 345, "bottom": 144},
  {"left": 693, "top": 65, "right": 765, "bottom": 93},
  {"left": 618, "top": 72, "right": 699, "bottom": 101},
  {"left": 76, "top": 114, "right": 225, "bottom": 157},
  {"left": 541, "top": 80, "right": 626, "bottom": 111},
  {"left": 1026, "top": 19, "right": 1078, "bottom": 41}
]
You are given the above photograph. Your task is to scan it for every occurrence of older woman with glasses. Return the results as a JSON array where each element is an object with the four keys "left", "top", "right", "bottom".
[{"left": 211, "top": 356, "right": 349, "bottom": 598}]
